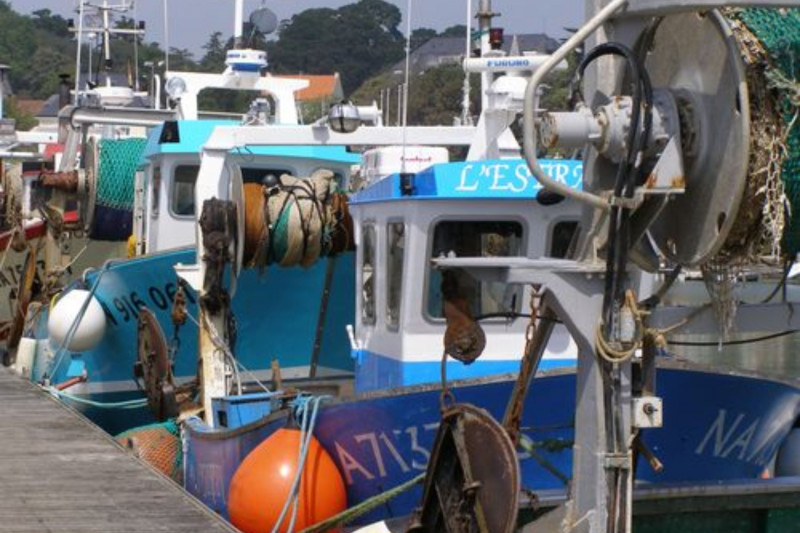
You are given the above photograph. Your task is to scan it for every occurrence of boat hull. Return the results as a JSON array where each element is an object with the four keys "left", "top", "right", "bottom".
[
  {"left": 27, "top": 247, "right": 356, "bottom": 431},
  {"left": 184, "top": 363, "right": 800, "bottom": 525}
]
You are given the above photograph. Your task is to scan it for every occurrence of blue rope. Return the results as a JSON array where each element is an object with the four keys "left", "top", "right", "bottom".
[
  {"left": 47, "top": 388, "right": 149, "bottom": 409},
  {"left": 271, "top": 395, "right": 331, "bottom": 533}
]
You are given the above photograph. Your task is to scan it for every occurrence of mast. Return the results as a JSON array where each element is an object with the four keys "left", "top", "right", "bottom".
[
  {"left": 234, "top": 0, "right": 244, "bottom": 49},
  {"left": 476, "top": 0, "right": 498, "bottom": 112}
]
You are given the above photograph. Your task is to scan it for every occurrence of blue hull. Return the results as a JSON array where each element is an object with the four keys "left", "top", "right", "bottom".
[
  {"left": 36, "top": 248, "right": 356, "bottom": 415},
  {"left": 184, "top": 364, "right": 800, "bottom": 525}
]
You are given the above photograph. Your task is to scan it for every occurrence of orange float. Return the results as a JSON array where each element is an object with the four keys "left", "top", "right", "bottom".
[{"left": 228, "top": 427, "right": 347, "bottom": 533}]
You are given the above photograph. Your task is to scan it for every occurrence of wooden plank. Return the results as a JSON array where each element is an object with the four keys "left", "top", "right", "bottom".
[{"left": 0, "top": 368, "right": 238, "bottom": 533}]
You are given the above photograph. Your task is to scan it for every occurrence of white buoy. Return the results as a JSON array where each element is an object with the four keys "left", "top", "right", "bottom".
[
  {"left": 47, "top": 289, "right": 107, "bottom": 352},
  {"left": 13, "top": 337, "right": 36, "bottom": 379}
]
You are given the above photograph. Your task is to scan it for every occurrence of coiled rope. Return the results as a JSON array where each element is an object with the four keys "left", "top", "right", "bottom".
[
  {"left": 297, "top": 473, "right": 426, "bottom": 533},
  {"left": 271, "top": 395, "right": 329, "bottom": 533},
  {"left": 46, "top": 388, "right": 148, "bottom": 410}
]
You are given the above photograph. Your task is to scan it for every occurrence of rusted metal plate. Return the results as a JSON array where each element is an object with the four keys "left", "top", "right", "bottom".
[{"left": 409, "top": 403, "right": 519, "bottom": 533}]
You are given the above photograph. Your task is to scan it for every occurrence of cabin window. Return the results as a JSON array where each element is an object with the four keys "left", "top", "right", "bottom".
[
  {"left": 240, "top": 167, "right": 294, "bottom": 185},
  {"left": 171, "top": 165, "right": 199, "bottom": 216},
  {"left": 386, "top": 221, "right": 405, "bottom": 330},
  {"left": 151, "top": 165, "right": 161, "bottom": 218},
  {"left": 361, "top": 224, "right": 376, "bottom": 325},
  {"left": 549, "top": 220, "right": 579, "bottom": 258},
  {"left": 427, "top": 220, "right": 524, "bottom": 320},
  {"left": 169, "top": 165, "right": 293, "bottom": 217}
]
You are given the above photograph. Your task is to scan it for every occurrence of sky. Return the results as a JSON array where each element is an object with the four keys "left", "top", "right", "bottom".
[{"left": 16, "top": 0, "right": 583, "bottom": 57}]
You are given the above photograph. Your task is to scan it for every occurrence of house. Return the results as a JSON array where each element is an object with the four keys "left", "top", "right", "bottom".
[
  {"left": 280, "top": 73, "right": 344, "bottom": 123},
  {"left": 393, "top": 33, "right": 560, "bottom": 75}
]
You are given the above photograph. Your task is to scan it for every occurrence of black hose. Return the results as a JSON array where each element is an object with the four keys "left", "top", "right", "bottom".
[{"left": 576, "top": 43, "right": 653, "bottom": 329}]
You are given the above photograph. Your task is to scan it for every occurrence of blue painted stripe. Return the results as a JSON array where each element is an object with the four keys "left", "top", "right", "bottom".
[
  {"left": 354, "top": 348, "right": 575, "bottom": 392},
  {"left": 350, "top": 158, "right": 583, "bottom": 204},
  {"left": 141, "top": 121, "right": 361, "bottom": 162}
]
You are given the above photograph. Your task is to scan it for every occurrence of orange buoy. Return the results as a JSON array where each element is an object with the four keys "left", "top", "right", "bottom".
[{"left": 228, "top": 427, "right": 347, "bottom": 533}]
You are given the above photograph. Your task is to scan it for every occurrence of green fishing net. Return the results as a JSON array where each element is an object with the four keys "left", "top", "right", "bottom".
[{"left": 96, "top": 138, "right": 148, "bottom": 211}]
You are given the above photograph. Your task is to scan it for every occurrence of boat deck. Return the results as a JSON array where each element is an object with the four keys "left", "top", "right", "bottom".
[{"left": 0, "top": 367, "right": 236, "bottom": 533}]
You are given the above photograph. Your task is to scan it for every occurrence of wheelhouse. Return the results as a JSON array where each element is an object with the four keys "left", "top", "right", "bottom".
[{"left": 349, "top": 156, "right": 584, "bottom": 391}]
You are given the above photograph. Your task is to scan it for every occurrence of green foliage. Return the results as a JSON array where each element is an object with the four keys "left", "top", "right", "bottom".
[
  {"left": 538, "top": 50, "right": 579, "bottom": 112},
  {"left": 440, "top": 25, "right": 468, "bottom": 37},
  {"left": 4, "top": 96, "right": 37, "bottom": 131},
  {"left": 406, "top": 64, "right": 479, "bottom": 126},
  {"left": 353, "top": 65, "right": 479, "bottom": 127},
  {"left": 411, "top": 28, "right": 437, "bottom": 51},
  {"left": 266, "top": 0, "right": 404, "bottom": 94}
]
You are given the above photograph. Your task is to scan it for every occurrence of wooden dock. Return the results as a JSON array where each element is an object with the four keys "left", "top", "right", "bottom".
[{"left": 0, "top": 367, "right": 238, "bottom": 533}]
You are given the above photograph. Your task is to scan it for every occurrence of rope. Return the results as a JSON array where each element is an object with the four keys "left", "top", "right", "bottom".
[
  {"left": 271, "top": 395, "right": 329, "bottom": 533},
  {"left": 296, "top": 473, "right": 426, "bottom": 533},
  {"left": 594, "top": 290, "right": 645, "bottom": 364},
  {"left": 247, "top": 171, "right": 341, "bottom": 270},
  {"left": 47, "top": 387, "right": 149, "bottom": 409}
]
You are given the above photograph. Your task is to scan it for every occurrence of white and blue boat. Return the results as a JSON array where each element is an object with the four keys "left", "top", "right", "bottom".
[{"left": 17, "top": 1, "right": 800, "bottom": 531}]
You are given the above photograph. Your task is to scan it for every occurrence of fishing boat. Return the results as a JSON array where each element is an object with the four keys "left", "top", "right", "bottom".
[
  {"left": 13, "top": 2, "right": 389, "bottom": 433},
  {"left": 0, "top": 0, "right": 161, "bottom": 353},
  {"left": 19, "top": 1, "right": 800, "bottom": 532},
  {"left": 169, "top": 4, "right": 800, "bottom": 533}
]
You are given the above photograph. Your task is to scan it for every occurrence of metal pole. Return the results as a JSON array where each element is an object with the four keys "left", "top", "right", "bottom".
[
  {"left": 461, "top": 0, "right": 473, "bottom": 125},
  {"left": 75, "top": 0, "right": 86, "bottom": 104},
  {"left": 234, "top": 0, "right": 244, "bottom": 48},
  {"left": 0, "top": 68, "right": 5, "bottom": 120},
  {"left": 477, "top": 0, "right": 495, "bottom": 112}
]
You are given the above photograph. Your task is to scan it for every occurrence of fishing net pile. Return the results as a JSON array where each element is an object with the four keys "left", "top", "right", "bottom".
[
  {"left": 242, "top": 169, "right": 354, "bottom": 269},
  {"left": 699, "top": 8, "right": 799, "bottom": 334},
  {"left": 88, "top": 137, "right": 148, "bottom": 241},
  {"left": 115, "top": 419, "right": 183, "bottom": 483}
]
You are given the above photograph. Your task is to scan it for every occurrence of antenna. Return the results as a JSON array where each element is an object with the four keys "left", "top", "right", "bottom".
[
  {"left": 74, "top": 0, "right": 86, "bottom": 104},
  {"left": 234, "top": 0, "right": 243, "bottom": 48},
  {"left": 163, "top": 0, "right": 169, "bottom": 71},
  {"left": 400, "top": 0, "right": 412, "bottom": 173},
  {"left": 461, "top": 0, "right": 473, "bottom": 125}
]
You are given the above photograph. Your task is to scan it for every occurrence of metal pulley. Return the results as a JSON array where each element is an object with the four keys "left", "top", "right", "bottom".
[
  {"left": 134, "top": 306, "right": 178, "bottom": 421},
  {"left": 540, "top": 10, "right": 756, "bottom": 269},
  {"left": 407, "top": 403, "right": 519, "bottom": 533}
]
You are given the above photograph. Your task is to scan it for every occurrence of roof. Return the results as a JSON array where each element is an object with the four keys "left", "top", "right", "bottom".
[
  {"left": 141, "top": 120, "right": 361, "bottom": 165},
  {"left": 396, "top": 33, "right": 561, "bottom": 74},
  {"left": 280, "top": 74, "right": 343, "bottom": 102},
  {"left": 16, "top": 99, "right": 47, "bottom": 116}
]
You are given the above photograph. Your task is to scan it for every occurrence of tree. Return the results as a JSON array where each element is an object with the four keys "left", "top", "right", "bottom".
[
  {"left": 410, "top": 28, "right": 436, "bottom": 51},
  {"left": 440, "top": 25, "right": 468, "bottom": 37},
  {"left": 267, "top": 0, "right": 404, "bottom": 94},
  {"left": 167, "top": 47, "right": 195, "bottom": 72},
  {"left": 31, "top": 8, "right": 70, "bottom": 38},
  {"left": 4, "top": 96, "right": 37, "bottom": 131},
  {"left": 199, "top": 31, "right": 227, "bottom": 73}
]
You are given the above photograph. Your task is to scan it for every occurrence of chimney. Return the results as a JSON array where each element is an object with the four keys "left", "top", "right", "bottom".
[{"left": 59, "top": 74, "right": 72, "bottom": 108}]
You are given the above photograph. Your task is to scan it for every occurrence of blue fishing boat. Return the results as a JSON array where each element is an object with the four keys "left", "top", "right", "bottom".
[
  {"left": 176, "top": 153, "right": 800, "bottom": 526},
  {"left": 18, "top": 1, "right": 800, "bottom": 532}
]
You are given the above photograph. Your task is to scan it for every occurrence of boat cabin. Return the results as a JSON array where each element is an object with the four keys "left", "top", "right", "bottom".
[
  {"left": 134, "top": 120, "right": 361, "bottom": 254},
  {"left": 349, "top": 154, "right": 584, "bottom": 391}
]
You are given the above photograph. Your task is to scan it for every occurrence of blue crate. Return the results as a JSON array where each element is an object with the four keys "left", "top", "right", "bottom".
[{"left": 212, "top": 391, "right": 281, "bottom": 429}]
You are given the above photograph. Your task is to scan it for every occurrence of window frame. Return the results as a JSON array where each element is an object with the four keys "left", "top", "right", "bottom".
[
  {"left": 385, "top": 219, "right": 406, "bottom": 332},
  {"left": 422, "top": 216, "right": 528, "bottom": 324},
  {"left": 360, "top": 222, "right": 377, "bottom": 327}
]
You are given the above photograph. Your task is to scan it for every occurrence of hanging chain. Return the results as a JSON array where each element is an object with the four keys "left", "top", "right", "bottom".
[
  {"left": 522, "top": 285, "right": 541, "bottom": 357},
  {"left": 169, "top": 281, "right": 188, "bottom": 364}
]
